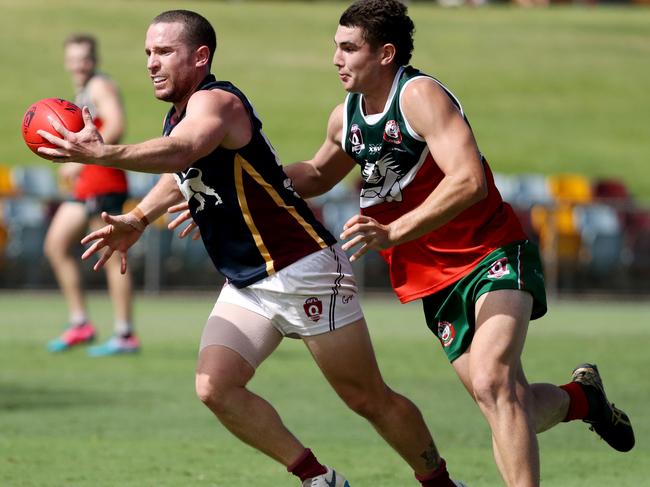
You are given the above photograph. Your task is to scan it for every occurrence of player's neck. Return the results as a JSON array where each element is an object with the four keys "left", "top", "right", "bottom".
[
  {"left": 361, "top": 69, "right": 398, "bottom": 115},
  {"left": 73, "top": 72, "right": 95, "bottom": 92}
]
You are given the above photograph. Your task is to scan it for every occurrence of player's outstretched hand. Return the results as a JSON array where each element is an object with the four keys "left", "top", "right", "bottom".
[
  {"left": 167, "top": 201, "right": 201, "bottom": 240},
  {"left": 81, "top": 211, "right": 145, "bottom": 273},
  {"left": 340, "top": 214, "right": 393, "bottom": 262},
  {"left": 37, "top": 106, "right": 104, "bottom": 162}
]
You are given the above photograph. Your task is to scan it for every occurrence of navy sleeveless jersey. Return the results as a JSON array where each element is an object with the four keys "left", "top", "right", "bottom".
[{"left": 165, "top": 75, "right": 336, "bottom": 288}]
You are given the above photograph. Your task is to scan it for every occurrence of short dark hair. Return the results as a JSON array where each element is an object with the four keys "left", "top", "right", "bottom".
[
  {"left": 64, "top": 33, "right": 98, "bottom": 62},
  {"left": 152, "top": 10, "right": 217, "bottom": 67},
  {"left": 340, "top": 0, "right": 415, "bottom": 67}
]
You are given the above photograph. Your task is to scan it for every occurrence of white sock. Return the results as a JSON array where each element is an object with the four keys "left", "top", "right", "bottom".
[
  {"left": 114, "top": 320, "right": 133, "bottom": 337},
  {"left": 70, "top": 312, "right": 88, "bottom": 327}
]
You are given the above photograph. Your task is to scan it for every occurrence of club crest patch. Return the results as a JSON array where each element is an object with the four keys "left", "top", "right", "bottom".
[
  {"left": 303, "top": 297, "right": 323, "bottom": 322},
  {"left": 487, "top": 257, "right": 510, "bottom": 279},
  {"left": 349, "top": 123, "right": 365, "bottom": 154},
  {"left": 383, "top": 120, "right": 402, "bottom": 144},
  {"left": 437, "top": 321, "right": 455, "bottom": 347}
]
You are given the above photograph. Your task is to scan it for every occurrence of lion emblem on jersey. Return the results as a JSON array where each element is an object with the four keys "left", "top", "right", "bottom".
[
  {"left": 360, "top": 152, "right": 404, "bottom": 203},
  {"left": 175, "top": 168, "right": 223, "bottom": 212}
]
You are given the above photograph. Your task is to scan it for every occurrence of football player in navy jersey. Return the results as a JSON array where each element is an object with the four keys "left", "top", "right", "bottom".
[{"left": 38, "top": 9, "right": 466, "bottom": 487}]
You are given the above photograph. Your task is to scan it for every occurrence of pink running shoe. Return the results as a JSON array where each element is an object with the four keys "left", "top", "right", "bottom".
[{"left": 47, "top": 322, "right": 96, "bottom": 352}]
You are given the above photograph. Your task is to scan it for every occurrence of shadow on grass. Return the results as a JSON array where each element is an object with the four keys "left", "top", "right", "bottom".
[{"left": 0, "top": 383, "right": 113, "bottom": 411}]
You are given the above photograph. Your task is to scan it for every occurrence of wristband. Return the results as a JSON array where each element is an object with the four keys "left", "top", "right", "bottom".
[{"left": 130, "top": 206, "right": 150, "bottom": 231}]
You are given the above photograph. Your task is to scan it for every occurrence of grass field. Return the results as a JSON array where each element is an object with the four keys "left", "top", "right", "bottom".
[
  {"left": 0, "top": 292, "right": 647, "bottom": 486},
  {"left": 1, "top": 1, "right": 649, "bottom": 200}
]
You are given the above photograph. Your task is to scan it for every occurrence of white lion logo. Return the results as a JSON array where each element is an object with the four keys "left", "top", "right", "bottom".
[{"left": 175, "top": 168, "right": 223, "bottom": 212}]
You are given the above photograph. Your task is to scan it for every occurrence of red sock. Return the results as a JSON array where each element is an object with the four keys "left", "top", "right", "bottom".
[
  {"left": 415, "top": 459, "right": 456, "bottom": 487},
  {"left": 287, "top": 448, "right": 327, "bottom": 482},
  {"left": 559, "top": 382, "right": 589, "bottom": 422}
]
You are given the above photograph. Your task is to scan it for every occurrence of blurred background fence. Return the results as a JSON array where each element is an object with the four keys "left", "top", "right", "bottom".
[{"left": 1, "top": 166, "right": 648, "bottom": 296}]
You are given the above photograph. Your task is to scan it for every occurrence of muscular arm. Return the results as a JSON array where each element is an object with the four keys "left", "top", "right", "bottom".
[
  {"left": 341, "top": 79, "right": 488, "bottom": 260},
  {"left": 135, "top": 173, "right": 184, "bottom": 223},
  {"left": 39, "top": 88, "right": 251, "bottom": 174},
  {"left": 284, "top": 104, "right": 356, "bottom": 198},
  {"left": 382, "top": 78, "right": 487, "bottom": 245}
]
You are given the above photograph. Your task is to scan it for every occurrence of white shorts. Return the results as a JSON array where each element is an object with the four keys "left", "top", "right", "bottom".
[{"left": 215, "top": 244, "right": 363, "bottom": 338}]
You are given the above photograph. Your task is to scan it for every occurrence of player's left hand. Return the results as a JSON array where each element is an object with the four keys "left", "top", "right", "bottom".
[
  {"left": 80, "top": 211, "right": 144, "bottom": 274},
  {"left": 36, "top": 106, "right": 104, "bottom": 162},
  {"left": 340, "top": 214, "right": 393, "bottom": 262},
  {"left": 167, "top": 201, "right": 201, "bottom": 240}
]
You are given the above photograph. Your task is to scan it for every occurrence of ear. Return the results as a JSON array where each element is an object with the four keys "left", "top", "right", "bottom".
[
  {"left": 379, "top": 43, "right": 397, "bottom": 66},
  {"left": 195, "top": 45, "right": 210, "bottom": 68}
]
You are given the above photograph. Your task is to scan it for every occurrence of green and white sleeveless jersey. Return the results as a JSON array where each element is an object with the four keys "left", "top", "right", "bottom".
[
  {"left": 341, "top": 65, "right": 527, "bottom": 303},
  {"left": 342, "top": 65, "right": 469, "bottom": 210}
]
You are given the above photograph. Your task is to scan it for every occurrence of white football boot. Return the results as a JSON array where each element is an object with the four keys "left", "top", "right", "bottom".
[
  {"left": 302, "top": 466, "right": 350, "bottom": 487},
  {"left": 452, "top": 481, "right": 469, "bottom": 487}
]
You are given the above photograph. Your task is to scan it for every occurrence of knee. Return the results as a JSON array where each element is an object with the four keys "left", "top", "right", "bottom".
[
  {"left": 471, "top": 373, "right": 513, "bottom": 410},
  {"left": 43, "top": 237, "right": 62, "bottom": 261},
  {"left": 195, "top": 373, "right": 233, "bottom": 415},
  {"left": 339, "top": 384, "right": 390, "bottom": 420}
]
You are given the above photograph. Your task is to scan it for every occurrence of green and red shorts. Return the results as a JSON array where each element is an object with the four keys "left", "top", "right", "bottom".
[{"left": 422, "top": 240, "right": 547, "bottom": 363}]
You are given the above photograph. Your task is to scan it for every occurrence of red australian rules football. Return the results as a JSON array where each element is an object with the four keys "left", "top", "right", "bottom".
[{"left": 22, "top": 98, "right": 84, "bottom": 157}]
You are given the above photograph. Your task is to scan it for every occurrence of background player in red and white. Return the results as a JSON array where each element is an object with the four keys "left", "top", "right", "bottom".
[
  {"left": 284, "top": 1, "right": 635, "bottom": 486},
  {"left": 44, "top": 34, "right": 139, "bottom": 356},
  {"left": 37, "top": 10, "right": 466, "bottom": 487}
]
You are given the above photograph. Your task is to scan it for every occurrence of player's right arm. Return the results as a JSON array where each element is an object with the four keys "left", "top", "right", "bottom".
[
  {"left": 38, "top": 88, "right": 250, "bottom": 174},
  {"left": 284, "top": 104, "right": 356, "bottom": 199},
  {"left": 81, "top": 173, "right": 183, "bottom": 273}
]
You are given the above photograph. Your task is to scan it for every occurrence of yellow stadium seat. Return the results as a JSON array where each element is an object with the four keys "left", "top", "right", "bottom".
[
  {"left": 0, "top": 166, "right": 17, "bottom": 197},
  {"left": 548, "top": 173, "right": 593, "bottom": 205},
  {"left": 531, "top": 202, "right": 582, "bottom": 261}
]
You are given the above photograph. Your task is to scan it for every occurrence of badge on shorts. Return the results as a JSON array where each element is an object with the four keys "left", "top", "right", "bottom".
[
  {"left": 437, "top": 321, "right": 455, "bottom": 347},
  {"left": 303, "top": 297, "right": 323, "bottom": 322},
  {"left": 487, "top": 257, "right": 510, "bottom": 279}
]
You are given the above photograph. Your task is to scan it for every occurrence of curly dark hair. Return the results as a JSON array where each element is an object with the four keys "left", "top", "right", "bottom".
[
  {"left": 152, "top": 10, "right": 217, "bottom": 68},
  {"left": 339, "top": 0, "right": 415, "bottom": 66}
]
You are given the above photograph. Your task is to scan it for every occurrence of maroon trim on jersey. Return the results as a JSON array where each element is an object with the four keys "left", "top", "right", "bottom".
[{"left": 240, "top": 169, "right": 325, "bottom": 274}]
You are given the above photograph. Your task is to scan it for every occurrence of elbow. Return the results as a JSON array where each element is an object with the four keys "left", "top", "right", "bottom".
[{"left": 466, "top": 174, "right": 488, "bottom": 204}]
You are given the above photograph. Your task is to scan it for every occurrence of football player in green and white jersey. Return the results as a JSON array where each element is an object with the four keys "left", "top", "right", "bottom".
[{"left": 285, "top": 1, "right": 635, "bottom": 486}]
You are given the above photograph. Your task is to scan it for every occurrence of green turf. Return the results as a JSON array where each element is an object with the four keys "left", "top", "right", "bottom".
[
  {"left": 1, "top": 1, "right": 649, "bottom": 201},
  {"left": 0, "top": 292, "right": 647, "bottom": 486}
]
